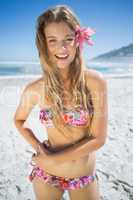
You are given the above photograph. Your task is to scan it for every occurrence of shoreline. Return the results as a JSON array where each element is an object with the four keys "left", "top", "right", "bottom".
[{"left": 0, "top": 72, "right": 133, "bottom": 80}]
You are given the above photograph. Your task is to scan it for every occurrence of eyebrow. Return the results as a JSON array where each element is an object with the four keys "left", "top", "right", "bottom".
[{"left": 47, "top": 33, "right": 75, "bottom": 39}]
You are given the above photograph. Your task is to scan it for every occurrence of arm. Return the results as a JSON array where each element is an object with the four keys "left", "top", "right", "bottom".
[
  {"left": 14, "top": 81, "right": 49, "bottom": 153},
  {"left": 46, "top": 70, "right": 108, "bottom": 163}
]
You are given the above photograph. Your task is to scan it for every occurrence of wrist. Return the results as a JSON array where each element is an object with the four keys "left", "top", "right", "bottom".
[
  {"left": 36, "top": 142, "right": 51, "bottom": 155},
  {"left": 35, "top": 142, "right": 42, "bottom": 155}
]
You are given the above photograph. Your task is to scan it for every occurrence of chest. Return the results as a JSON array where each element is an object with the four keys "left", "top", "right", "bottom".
[{"left": 39, "top": 106, "right": 90, "bottom": 128}]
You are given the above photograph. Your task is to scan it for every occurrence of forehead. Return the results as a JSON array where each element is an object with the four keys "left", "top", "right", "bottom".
[{"left": 44, "top": 22, "right": 75, "bottom": 38}]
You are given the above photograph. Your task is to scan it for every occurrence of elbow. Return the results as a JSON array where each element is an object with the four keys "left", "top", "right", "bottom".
[
  {"left": 95, "top": 138, "right": 106, "bottom": 150},
  {"left": 100, "top": 139, "right": 106, "bottom": 147},
  {"left": 14, "top": 118, "right": 25, "bottom": 130},
  {"left": 14, "top": 117, "right": 19, "bottom": 128},
  {"left": 13, "top": 114, "right": 18, "bottom": 126},
  {"left": 14, "top": 120, "right": 20, "bottom": 130},
  {"left": 14, "top": 117, "right": 17, "bottom": 127},
  {"left": 98, "top": 138, "right": 106, "bottom": 148}
]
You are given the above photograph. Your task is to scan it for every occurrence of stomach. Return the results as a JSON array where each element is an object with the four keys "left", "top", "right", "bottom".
[
  {"left": 41, "top": 127, "right": 96, "bottom": 178},
  {"left": 45, "top": 152, "right": 96, "bottom": 178}
]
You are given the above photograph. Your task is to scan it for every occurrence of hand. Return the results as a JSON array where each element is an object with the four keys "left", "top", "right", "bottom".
[
  {"left": 31, "top": 151, "right": 55, "bottom": 171},
  {"left": 36, "top": 140, "right": 51, "bottom": 155}
]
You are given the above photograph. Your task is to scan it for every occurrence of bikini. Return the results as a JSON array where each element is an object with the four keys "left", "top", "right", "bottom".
[
  {"left": 28, "top": 106, "right": 98, "bottom": 190},
  {"left": 39, "top": 105, "right": 90, "bottom": 128}
]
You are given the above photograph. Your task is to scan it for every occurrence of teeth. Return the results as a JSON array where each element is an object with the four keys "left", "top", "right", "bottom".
[{"left": 56, "top": 54, "right": 68, "bottom": 58}]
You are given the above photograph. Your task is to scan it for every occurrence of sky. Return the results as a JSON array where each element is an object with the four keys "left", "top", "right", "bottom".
[{"left": 0, "top": 0, "right": 133, "bottom": 62}]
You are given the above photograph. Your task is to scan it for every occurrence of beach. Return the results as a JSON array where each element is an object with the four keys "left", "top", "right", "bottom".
[{"left": 0, "top": 75, "right": 133, "bottom": 200}]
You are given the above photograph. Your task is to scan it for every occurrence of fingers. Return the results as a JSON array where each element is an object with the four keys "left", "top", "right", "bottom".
[
  {"left": 30, "top": 153, "right": 37, "bottom": 166},
  {"left": 38, "top": 142, "right": 51, "bottom": 155},
  {"left": 45, "top": 140, "right": 50, "bottom": 146},
  {"left": 32, "top": 153, "right": 37, "bottom": 160},
  {"left": 36, "top": 144, "right": 45, "bottom": 155},
  {"left": 36, "top": 145, "right": 41, "bottom": 154},
  {"left": 43, "top": 139, "right": 50, "bottom": 147}
]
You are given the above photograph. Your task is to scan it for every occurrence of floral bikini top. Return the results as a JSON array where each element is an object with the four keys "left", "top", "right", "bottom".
[{"left": 39, "top": 106, "right": 89, "bottom": 128}]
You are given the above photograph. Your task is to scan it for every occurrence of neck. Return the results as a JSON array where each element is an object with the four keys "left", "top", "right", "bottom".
[{"left": 59, "top": 67, "right": 70, "bottom": 81}]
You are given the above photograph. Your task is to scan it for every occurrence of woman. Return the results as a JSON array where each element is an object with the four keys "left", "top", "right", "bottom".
[{"left": 14, "top": 5, "right": 108, "bottom": 200}]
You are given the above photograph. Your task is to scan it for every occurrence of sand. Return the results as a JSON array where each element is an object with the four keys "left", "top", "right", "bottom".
[{"left": 0, "top": 75, "right": 133, "bottom": 200}]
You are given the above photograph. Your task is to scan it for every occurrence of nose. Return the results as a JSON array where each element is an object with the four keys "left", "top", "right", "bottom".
[{"left": 57, "top": 40, "right": 67, "bottom": 50}]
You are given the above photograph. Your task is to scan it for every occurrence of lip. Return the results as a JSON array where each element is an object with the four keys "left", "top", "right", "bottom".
[{"left": 55, "top": 54, "right": 69, "bottom": 59}]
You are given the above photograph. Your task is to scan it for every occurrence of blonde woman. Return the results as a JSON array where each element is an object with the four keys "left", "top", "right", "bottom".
[{"left": 14, "top": 5, "right": 108, "bottom": 200}]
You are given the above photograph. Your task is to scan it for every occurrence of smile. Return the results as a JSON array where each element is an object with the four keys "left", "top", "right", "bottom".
[{"left": 55, "top": 54, "right": 69, "bottom": 59}]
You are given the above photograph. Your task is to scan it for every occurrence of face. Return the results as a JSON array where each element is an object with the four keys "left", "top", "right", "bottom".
[{"left": 44, "top": 22, "right": 77, "bottom": 70}]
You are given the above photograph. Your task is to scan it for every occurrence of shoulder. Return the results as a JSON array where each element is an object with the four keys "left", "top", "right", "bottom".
[
  {"left": 84, "top": 68, "right": 107, "bottom": 91},
  {"left": 21, "top": 76, "right": 44, "bottom": 104},
  {"left": 24, "top": 76, "right": 44, "bottom": 91}
]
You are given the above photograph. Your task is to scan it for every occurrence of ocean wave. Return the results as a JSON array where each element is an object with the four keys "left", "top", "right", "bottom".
[
  {"left": 0, "top": 74, "right": 42, "bottom": 79},
  {"left": 0, "top": 61, "right": 40, "bottom": 65},
  {"left": 104, "top": 73, "right": 133, "bottom": 78},
  {"left": 0, "top": 73, "right": 133, "bottom": 80}
]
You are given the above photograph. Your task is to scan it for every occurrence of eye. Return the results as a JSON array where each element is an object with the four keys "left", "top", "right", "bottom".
[
  {"left": 49, "top": 39, "right": 56, "bottom": 43},
  {"left": 66, "top": 38, "right": 74, "bottom": 41}
]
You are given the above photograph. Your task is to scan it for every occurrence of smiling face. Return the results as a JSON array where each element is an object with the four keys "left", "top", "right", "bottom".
[{"left": 44, "top": 22, "right": 77, "bottom": 70}]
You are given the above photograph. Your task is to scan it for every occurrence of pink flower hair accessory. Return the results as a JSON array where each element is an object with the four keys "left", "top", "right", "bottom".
[{"left": 75, "top": 25, "right": 96, "bottom": 50}]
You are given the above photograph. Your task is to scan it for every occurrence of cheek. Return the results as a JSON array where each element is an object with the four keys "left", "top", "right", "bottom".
[
  {"left": 47, "top": 47, "right": 56, "bottom": 61},
  {"left": 47, "top": 46, "right": 55, "bottom": 55},
  {"left": 69, "top": 47, "right": 77, "bottom": 60}
]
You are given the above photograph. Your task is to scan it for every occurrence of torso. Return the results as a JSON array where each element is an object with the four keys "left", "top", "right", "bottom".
[{"left": 33, "top": 72, "right": 96, "bottom": 178}]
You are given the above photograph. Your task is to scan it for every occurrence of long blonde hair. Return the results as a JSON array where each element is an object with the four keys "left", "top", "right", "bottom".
[{"left": 35, "top": 5, "right": 94, "bottom": 138}]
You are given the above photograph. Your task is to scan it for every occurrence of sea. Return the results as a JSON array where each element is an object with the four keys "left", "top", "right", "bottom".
[{"left": 0, "top": 61, "right": 133, "bottom": 78}]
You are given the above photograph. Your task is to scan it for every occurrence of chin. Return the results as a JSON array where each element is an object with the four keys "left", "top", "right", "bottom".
[{"left": 57, "top": 65, "right": 69, "bottom": 69}]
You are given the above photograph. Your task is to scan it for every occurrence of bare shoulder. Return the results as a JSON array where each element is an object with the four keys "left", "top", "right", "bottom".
[
  {"left": 22, "top": 76, "right": 44, "bottom": 105},
  {"left": 84, "top": 68, "right": 107, "bottom": 83},
  {"left": 84, "top": 68, "right": 107, "bottom": 90},
  {"left": 14, "top": 76, "right": 45, "bottom": 122},
  {"left": 23, "top": 76, "right": 44, "bottom": 93}
]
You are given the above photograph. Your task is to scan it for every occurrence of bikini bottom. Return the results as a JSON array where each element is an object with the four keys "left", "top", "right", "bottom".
[{"left": 28, "top": 166, "right": 98, "bottom": 191}]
